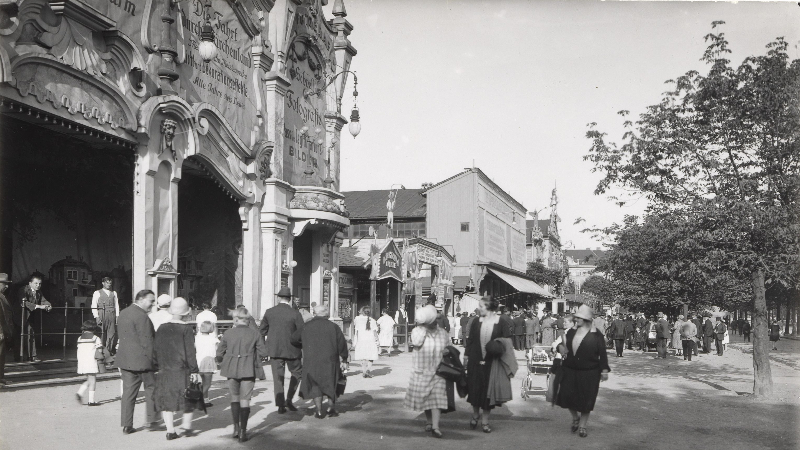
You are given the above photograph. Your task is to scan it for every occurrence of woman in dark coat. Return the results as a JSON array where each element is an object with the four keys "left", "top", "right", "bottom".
[
  {"left": 464, "top": 296, "right": 513, "bottom": 433},
  {"left": 153, "top": 297, "right": 200, "bottom": 440},
  {"left": 217, "top": 307, "right": 268, "bottom": 442},
  {"left": 291, "top": 304, "right": 349, "bottom": 419},
  {"left": 555, "top": 304, "right": 610, "bottom": 438},
  {"left": 769, "top": 319, "right": 781, "bottom": 350}
]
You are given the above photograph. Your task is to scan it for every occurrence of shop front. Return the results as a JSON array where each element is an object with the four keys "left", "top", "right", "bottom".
[{"left": 0, "top": 0, "right": 358, "bottom": 360}]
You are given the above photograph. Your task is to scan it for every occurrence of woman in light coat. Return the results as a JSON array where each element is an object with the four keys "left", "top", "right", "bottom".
[
  {"left": 404, "top": 305, "right": 449, "bottom": 438},
  {"left": 217, "top": 307, "right": 268, "bottom": 442},
  {"left": 672, "top": 315, "right": 685, "bottom": 356},
  {"left": 376, "top": 308, "right": 396, "bottom": 355},
  {"left": 353, "top": 306, "right": 379, "bottom": 377}
]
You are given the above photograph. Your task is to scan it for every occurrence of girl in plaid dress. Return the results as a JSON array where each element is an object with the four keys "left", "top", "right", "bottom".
[{"left": 404, "top": 305, "right": 449, "bottom": 438}]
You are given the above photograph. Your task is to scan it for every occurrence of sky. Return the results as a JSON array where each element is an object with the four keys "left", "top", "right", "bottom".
[{"left": 326, "top": 0, "right": 799, "bottom": 250}]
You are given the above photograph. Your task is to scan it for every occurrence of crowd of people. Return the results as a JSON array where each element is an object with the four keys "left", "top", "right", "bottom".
[{"left": 1, "top": 270, "right": 792, "bottom": 442}]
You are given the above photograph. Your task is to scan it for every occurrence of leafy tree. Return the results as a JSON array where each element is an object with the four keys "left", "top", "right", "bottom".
[
  {"left": 526, "top": 261, "right": 568, "bottom": 296},
  {"left": 584, "top": 23, "right": 800, "bottom": 397},
  {"left": 579, "top": 274, "right": 615, "bottom": 307}
]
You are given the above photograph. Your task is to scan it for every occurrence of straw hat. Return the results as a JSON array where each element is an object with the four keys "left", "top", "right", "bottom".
[
  {"left": 573, "top": 304, "right": 594, "bottom": 321},
  {"left": 168, "top": 297, "right": 191, "bottom": 316}
]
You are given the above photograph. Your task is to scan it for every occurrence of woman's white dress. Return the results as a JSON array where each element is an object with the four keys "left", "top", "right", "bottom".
[
  {"left": 722, "top": 330, "right": 730, "bottom": 345},
  {"left": 353, "top": 315, "right": 380, "bottom": 360},
  {"left": 195, "top": 332, "right": 219, "bottom": 373},
  {"left": 377, "top": 314, "right": 395, "bottom": 347}
]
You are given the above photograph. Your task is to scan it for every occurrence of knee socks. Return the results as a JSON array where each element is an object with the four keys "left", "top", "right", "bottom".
[{"left": 240, "top": 407, "right": 251, "bottom": 431}]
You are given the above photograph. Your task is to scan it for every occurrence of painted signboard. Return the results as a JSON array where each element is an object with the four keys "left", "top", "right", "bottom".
[
  {"left": 181, "top": 0, "right": 255, "bottom": 143},
  {"left": 338, "top": 273, "right": 354, "bottom": 290},
  {"left": 282, "top": 4, "right": 336, "bottom": 186},
  {"left": 377, "top": 240, "right": 402, "bottom": 281}
]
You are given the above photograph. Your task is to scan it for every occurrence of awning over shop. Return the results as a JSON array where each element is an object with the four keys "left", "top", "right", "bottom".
[{"left": 487, "top": 268, "right": 553, "bottom": 298}]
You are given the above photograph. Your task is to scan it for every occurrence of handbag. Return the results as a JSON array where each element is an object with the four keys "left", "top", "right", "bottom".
[
  {"left": 436, "top": 359, "right": 463, "bottom": 382},
  {"left": 336, "top": 374, "right": 347, "bottom": 397},
  {"left": 185, "top": 380, "right": 204, "bottom": 401}
]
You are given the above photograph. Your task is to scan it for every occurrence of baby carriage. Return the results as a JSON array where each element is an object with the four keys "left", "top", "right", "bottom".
[{"left": 520, "top": 345, "right": 554, "bottom": 400}]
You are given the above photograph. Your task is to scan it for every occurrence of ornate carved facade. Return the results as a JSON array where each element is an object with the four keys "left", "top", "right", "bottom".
[{"left": 0, "top": 0, "right": 357, "bottom": 318}]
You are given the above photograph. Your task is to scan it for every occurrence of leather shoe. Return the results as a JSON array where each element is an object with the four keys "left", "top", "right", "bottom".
[
  {"left": 87, "top": 402, "right": 100, "bottom": 406},
  {"left": 286, "top": 402, "right": 297, "bottom": 412},
  {"left": 166, "top": 432, "right": 180, "bottom": 440},
  {"left": 277, "top": 406, "right": 287, "bottom": 414},
  {"left": 122, "top": 426, "right": 137, "bottom": 435},
  {"left": 327, "top": 409, "right": 339, "bottom": 418},
  {"left": 238, "top": 430, "right": 248, "bottom": 443},
  {"left": 314, "top": 412, "right": 324, "bottom": 419}
]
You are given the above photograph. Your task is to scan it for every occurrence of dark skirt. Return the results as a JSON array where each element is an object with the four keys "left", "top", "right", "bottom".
[
  {"left": 466, "top": 358, "right": 499, "bottom": 410},
  {"left": 555, "top": 366, "right": 601, "bottom": 413},
  {"left": 155, "top": 369, "right": 200, "bottom": 413},
  {"left": 770, "top": 334, "right": 780, "bottom": 342}
]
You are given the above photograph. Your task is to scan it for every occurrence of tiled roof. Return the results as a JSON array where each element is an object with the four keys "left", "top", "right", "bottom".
[
  {"left": 565, "top": 249, "right": 606, "bottom": 265},
  {"left": 525, "top": 219, "right": 551, "bottom": 243},
  {"left": 342, "top": 189, "right": 426, "bottom": 221},
  {"left": 339, "top": 241, "right": 375, "bottom": 268}
]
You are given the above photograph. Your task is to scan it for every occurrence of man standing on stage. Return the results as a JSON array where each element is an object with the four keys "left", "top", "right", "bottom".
[
  {"left": 260, "top": 287, "right": 305, "bottom": 414},
  {"left": 92, "top": 277, "right": 120, "bottom": 355},
  {"left": 18, "top": 275, "right": 51, "bottom": 361}
]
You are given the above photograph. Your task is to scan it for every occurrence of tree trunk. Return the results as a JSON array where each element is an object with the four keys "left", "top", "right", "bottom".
[
  {"left": 751, "top": 268, "right": 773, "bottom": 397},
  {"left": 785, "top": 297, "right": 791, "bottom": 335}
]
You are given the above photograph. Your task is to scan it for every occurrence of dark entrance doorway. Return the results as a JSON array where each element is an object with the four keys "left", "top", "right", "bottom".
[
  {"left": 0, "top": 113, "right": 134, "bottom": 361},
  {"left": 177, "top": 157, "right": 242, "bottom": 319},
  {"left": 292, "top": 231, "right": 312, "bottom": 309}
]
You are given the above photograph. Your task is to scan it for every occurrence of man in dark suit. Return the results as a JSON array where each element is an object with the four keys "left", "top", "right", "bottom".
[
  {"left": 634, "top": 313, "right": 647, "bottom": 350},
  {"left": 608, "top": 313, "right": 627, "bottom": 357},
  {"left": 655, "top": 312, "right": 671, "bottom": 359},
  {"left": 260, "top": 287, "right": 305, "bottom": 413},
  {"left": 116, "top": 289, "right": 157, "bottom": 434},
  {"left": 459, "top": 312, "right": 470, "bottom": 345},
  {"left": 702, "top": 313, "right": 715, "bottom": 354},
  {"left": 714, "top": 317, "right": 727, "bottom": 356},
  {"left": 512, "top": 312, "right": 526, "bottom": 351},
  {"left": 691, "top": 314, "right": 703, "bottom": 356}
]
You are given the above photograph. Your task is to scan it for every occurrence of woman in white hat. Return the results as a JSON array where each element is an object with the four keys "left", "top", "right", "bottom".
[
  {"left": 554, "top": 303, "right": 610, "bottom": 438},
  {"left": 403, "top": 305, "right": 450, "bottom": 438},
  {"left": 153, "top": 297, "right": 201, "bottom": 440}
]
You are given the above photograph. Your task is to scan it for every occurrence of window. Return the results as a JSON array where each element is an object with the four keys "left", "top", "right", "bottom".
[
  {"left": 460, "top": 222, "right": 470, "bottom": 232},
  {"left": 66, "top": 270, "right": 77, "bottom": 281},
  {"left": 195, "top": 262, "right": 204, "bottom": 272},
  {"left": 72, "top": 288, "right": 78, "bottom": 297}
]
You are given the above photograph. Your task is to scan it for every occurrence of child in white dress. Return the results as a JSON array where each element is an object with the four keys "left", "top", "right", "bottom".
[
  {"left": 195, "top": 321, "right": 219, "bottom": 406},
  {"left": 76, "top": 319, "right": 103, "bottom": 406}
]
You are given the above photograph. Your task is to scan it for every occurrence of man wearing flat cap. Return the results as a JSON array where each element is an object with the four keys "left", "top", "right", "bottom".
[
  {"left": 0, "top": 274, "right": 15, "bottom": 384},
  {"left": 260, "top": 287, "right": 305, "bottom": 413}
]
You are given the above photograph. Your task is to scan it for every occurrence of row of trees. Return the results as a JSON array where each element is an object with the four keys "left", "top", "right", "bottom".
[{"left": 583, "top": 22, "right": 800, "bottom": 397}]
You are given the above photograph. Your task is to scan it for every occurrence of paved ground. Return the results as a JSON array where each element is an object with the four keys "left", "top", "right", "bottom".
[{"left": 1, "top": 340, "right": 798, "bottom": 450}]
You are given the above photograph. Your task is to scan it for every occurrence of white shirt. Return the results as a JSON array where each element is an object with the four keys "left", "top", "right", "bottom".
[
  {"left": 91, "top": 289, "right": 120, "bottom": 319},
  {"left": 195, "top": 310, "right": 218, "bottom": 324},
  {"left": 395, "top": 309, "right": 407, "bottom": 323},
  {"left": 149, "top": 308, "right": 172, "bottom": 331}
]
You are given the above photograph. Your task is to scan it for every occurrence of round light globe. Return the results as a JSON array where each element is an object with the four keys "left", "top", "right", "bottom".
[{"left": 199, "top": 39, "right": 217, "bottom": 62}]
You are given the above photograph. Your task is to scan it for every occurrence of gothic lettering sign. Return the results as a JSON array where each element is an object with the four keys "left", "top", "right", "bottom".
[
  {"left": 338, "top": 273, "right": 354, "bottom": 290},
  {"left": 80, "top": 0, "right": 145, "bottom": 24},
  {"left": 181, "top": 0, "right": 255, "bottom": 143},
  {"left": 377, "top": 240, "right": 402, "bottom": 281},
  {"left": 282, "top": 3, "right": 336, "bottom": 186}
]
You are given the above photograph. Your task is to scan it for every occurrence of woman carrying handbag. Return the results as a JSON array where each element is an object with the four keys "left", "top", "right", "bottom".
[{"left": 404, "top": 305, "right": 450, "bottom": 438}]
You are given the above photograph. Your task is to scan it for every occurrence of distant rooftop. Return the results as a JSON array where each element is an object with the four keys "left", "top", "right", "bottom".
[{"left": 342, "top": 189, "right": 426, "bottom": 221}]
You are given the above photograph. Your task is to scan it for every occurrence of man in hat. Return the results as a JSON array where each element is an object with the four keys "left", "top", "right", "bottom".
[
  {"left": 291, "top": 303, "right": 348, "bottom": 418},
  {"left": 260, "top": 287, "right": 305, "bottom": 414},
  {"left": 149, "top": 294, "right": 172, "bottom": 331},
  {"left": 691, "top": 314, "right": 703, "bottom": 356},
  {"left": 608, "top": 313, "right": 627, "bottom": 357},
  {"left": 714, "top": 317, "right": 727, "bottom": 356},
  {"left": 92, "top": 277, "right": 121, "bottom": 355},
  {"left": 655, "top": 312, "right": 671, "bottom": 359},
  {"left": 18, "top": 274, "right": 51, "bottom": 361},
  {"left": 702, "top": 313, "right": 715, "bottom": 354},
  {"left": 512, "top": 311, "right": 526, "bottom": 351},
  {"left": 0, "top": 274, "right": 15, "bottom": 384},
  {"left": 425, "top": 293, "right": 450, "bottom": 332},
  {"left": 117, "top": 289, "right": 157, "bottom": 434}
]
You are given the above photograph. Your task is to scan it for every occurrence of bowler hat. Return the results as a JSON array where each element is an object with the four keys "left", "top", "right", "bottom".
[
  {"left": 277, "top": 287, "right": 292, "bottom": 298},
  {"left": 0, "top": 273, "right": 10, "bottom": 284}
]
